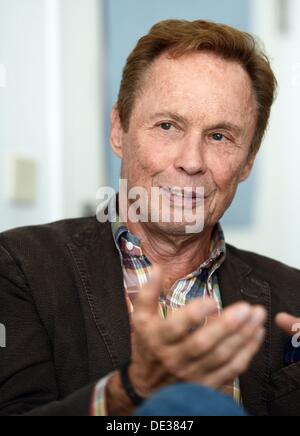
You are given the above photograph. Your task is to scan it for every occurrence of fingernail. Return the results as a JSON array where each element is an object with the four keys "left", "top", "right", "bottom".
[{"left": 232, "top": 305, "right": 252, "bottom": 321}]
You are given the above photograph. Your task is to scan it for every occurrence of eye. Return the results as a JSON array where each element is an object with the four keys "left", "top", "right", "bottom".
[
  {"left": 212, "top": 133, "right": 225, "bottom": 142},
  {"left": 159, "top": 122, "right": 173, "bottom": 131}
]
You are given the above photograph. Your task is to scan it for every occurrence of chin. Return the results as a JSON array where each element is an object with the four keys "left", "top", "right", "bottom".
[{"left": 149, "top": 221, "right": 206, "bottom": 237}]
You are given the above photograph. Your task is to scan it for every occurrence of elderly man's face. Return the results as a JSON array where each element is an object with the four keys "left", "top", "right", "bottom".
[{"left": 111, "top": 51, "right": 257, "bottom": 234}]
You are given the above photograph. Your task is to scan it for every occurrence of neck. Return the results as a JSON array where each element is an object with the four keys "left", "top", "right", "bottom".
[{"left": 126, "top": 220, "right": 215, "bottom": 294}]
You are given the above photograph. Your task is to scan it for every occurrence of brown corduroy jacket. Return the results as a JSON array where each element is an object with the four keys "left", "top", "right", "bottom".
[{"left": 0, "top": 217, "right": 300, "bottom": 416}]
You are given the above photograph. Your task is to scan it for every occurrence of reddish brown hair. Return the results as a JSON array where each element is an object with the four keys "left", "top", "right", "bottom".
[{"left": 117, "top": 19, "right": 277, "bottom": 154}]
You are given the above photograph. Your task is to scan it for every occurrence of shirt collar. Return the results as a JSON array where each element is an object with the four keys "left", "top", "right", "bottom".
[{"left": 111, "top": 217, "right": 226, "bottom": 273}]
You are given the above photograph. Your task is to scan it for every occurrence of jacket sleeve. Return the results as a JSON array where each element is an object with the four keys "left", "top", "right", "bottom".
[{"left": 0, "top": 242, "right": 95, "bottom": 416}]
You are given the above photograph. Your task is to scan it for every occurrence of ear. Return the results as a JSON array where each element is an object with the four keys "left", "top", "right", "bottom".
[
  {"left": 238, "top": 152, "right": 257, "bottom": 183},
  {"left": 110, "top": 105, "right": 124, "bottom": 159}
]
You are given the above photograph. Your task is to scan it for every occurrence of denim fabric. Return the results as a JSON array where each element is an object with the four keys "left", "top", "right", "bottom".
[{"left": 135, "top": 384, "right": 247, "bottom": 417}]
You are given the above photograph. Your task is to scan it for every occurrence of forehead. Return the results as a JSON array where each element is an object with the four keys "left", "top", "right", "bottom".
[{"left": 134, "top": 51, "right": 257, "bottom": 125}]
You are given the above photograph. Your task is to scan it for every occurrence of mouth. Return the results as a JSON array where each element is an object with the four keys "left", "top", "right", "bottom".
[{"left": 159, "top": 186, "right": 209, "bottom": 206}]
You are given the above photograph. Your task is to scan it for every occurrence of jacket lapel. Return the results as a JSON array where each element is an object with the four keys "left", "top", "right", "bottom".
[
  {"left": 67, "top": 219, "right": 131, "bottom": 372},
  {"left": 218, "top": 245, "right": 272, "bottom": 416}
]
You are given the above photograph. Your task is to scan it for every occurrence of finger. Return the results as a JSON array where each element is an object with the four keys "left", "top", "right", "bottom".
[
  {"left": 178, "top": 306, "right": 266, "bottom": 374},
  {"left": 134, "top": 264, "right": 162, "bottom": 318},
  {"left": 159, "top": 298, "right": 219, "bottom": 345},
  {"left": 179, "top": 303, "right": 256, "bottom": 360},
  {"left": 200, "top": 328, "right": 266, "bottom": 390},
  {"left": 199, "top": 306, "right": 266, "bottom": 370},
  {"left": 276, "top": 313, "right": 299, "bottom": 336}
]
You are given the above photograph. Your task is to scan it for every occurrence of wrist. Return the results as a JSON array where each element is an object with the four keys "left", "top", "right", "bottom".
[
  {"left": 120, "top": 361, "right": 146, "bottom": 407},
  {"left": 106, "top": 371, "right": 137, "bottom": 416},
  {"left": 128, "top": 361, "right": 150, "bottom": 399}
]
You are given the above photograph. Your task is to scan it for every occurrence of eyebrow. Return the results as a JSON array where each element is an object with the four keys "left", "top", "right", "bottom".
[
  {"left": 149, "top": 112, "right": 187, "bottom": 125},
  {"left": 150, "top": 112, "right": 243, "bottom": 136},
  {"left": 204, "top": 122, "right": 243, "bottom": 136}
]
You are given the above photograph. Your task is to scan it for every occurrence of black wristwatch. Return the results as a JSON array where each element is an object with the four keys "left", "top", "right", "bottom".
[{"left": 120, "top": 361, "right": 145, "bottom": 407}]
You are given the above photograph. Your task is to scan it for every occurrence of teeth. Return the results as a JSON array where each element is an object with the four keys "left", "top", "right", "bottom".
[
  {"left": 168, "top": 188, "right": 196, "bottom": 198},
  {"left": 159, "top": 186, "right": 207, "bottom": 205},
  {"left": 170, "top": 188, "right": 184, "bottom": 197},
  {"left": 161, "top": 186, "right": 205, "bottom": 199}
]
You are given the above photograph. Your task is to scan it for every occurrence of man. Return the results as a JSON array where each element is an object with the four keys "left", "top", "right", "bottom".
[{"left": 0, "top": 19, "right": 299, "bottom": 417}]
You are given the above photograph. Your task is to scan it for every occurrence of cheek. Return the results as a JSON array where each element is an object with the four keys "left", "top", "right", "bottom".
[
  {"left": 122, "top": 134, "right": 171, "bottom": 185},
  {"left": 209, "top": 156, "right": 245, "bottom": 195}
]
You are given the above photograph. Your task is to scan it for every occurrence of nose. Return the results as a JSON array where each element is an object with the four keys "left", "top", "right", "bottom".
[{"left": 174, "top": 133, "right": 207, "bottom": 176}]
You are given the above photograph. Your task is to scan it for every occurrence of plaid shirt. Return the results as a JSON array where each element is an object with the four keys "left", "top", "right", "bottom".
[{"left": 92, "top": 218, "right": 241, "bottom": 415}]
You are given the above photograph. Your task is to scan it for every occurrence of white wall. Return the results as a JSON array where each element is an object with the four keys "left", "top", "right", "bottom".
[
  {"left": 0, "top": 0, "right": 106, "bottom": 231},
  {"left": 0, "top": 0, "right": 50, "bottom": 230},
  {"left": 277, "top": 0, "right": 300, "bottom": 268},
  {"left": 224, "top": 0, "right": 300, "bottom": 268},
  {"left": 60, "top": 0, "right": 106, "bottom": 218}
]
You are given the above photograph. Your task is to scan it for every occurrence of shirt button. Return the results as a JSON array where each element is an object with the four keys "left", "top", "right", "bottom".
[{"left": 126, "top": 242, "right": 134, "bottom": 251}]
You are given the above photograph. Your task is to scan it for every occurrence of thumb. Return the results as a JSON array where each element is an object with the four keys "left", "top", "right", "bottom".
[{"left": 276, "top": 313, "right": 299, "bottom": 336}]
